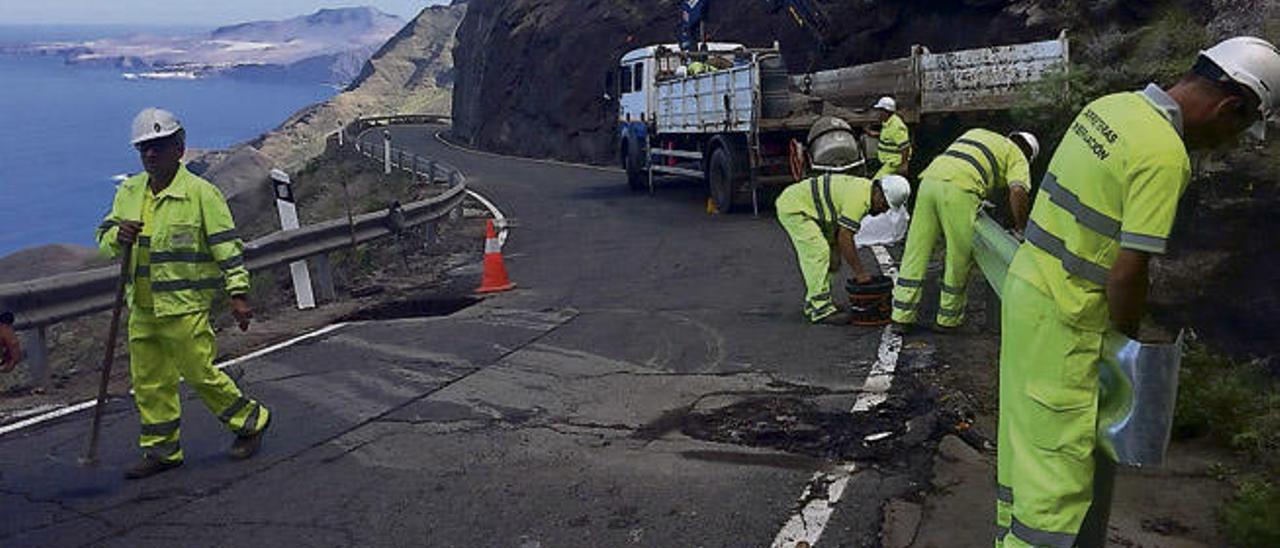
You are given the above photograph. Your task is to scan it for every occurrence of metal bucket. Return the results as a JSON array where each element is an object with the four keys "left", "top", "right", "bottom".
[{"left": 1096, "top": 330, "right": 1185, "bottom": 467}]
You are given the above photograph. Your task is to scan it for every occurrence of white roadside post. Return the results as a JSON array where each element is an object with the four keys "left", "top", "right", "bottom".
[
  {"left": 270, "top": 169, "right": 316, "bottom": 310},
  {"left": 336, "top": 122, "right": 344, "bottom": 147},
  {"left": 383, "top": 129, "right": 392, "bottom": 175}
]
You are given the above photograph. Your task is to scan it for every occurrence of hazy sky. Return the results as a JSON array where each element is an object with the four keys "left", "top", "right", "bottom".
[{"left": 0, "top": 1, "right": 452, "bottom": 26}]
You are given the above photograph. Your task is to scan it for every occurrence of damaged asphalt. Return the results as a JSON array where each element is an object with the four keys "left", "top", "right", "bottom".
[{"left": 0, "top": 124, "right": 958, "bottom": 547}]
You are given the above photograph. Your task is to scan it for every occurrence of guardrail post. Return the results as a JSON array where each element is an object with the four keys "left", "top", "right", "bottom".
[
  {"left": 310, "top": 254, "right": 337, "bottom": 303},
  {"left": 20, "top": 326, "right": 49, "bottom": 389},
  {"left": 270, "top": 169, "right": 316, "bottom": 310},
  {"left": 422, "top": 221, "right": 437, "bottom": 252},
  {"left": 428, "top": 160, "right": 438, "bottom": 183},
  {"left": 383, "top": 130, "right": 392, "bottom": 175},
  {"left": 336, "top": 123, "right": 344, "bottom": 147}
]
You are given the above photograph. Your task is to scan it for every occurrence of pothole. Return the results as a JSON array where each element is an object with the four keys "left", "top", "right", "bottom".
[
  {"left": 643, "top": 378, "right": 939, "bottom": 463},
  {"left": 340, "top": 296, "right": 479, "bottom": 321}
]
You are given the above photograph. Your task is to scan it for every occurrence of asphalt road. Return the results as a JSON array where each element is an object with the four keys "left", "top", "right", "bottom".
[{"left": 0, "top": 125, "right": 937, "bottom": 547}]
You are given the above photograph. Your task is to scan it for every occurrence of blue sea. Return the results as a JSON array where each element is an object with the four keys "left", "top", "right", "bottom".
[{"left": 0, "top": 25, "right": 336, "bottom": 258}]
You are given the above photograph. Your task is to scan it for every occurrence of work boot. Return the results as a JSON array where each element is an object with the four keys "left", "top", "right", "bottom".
[
  {"left": 890, "top": 322, "right": 914, "bottom": 336},
  {"left": 815, "top": 311, "right": 854, "bottom": 326},
  {"left": 123, "top": 455, "right": 183, "bottom": 480},
  {"left": 229, "top": 413, "right": 271, "bottom": 460}
]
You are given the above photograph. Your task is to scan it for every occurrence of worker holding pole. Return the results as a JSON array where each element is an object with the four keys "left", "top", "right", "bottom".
[
  {"left": 996, "top": 37, "right": 1280, "bottom": 547},
  {"left": 869, "top": 96, "right": 911, "bottom": 180},
  {"left": 777, "top": 117, "right": 911, "bottom": 325},
  {"left": 890, "top": 128, "right": 1039, "bottom": 331},
  {"left": 95, "top": 108, "right": 271, "bottom": 480}
]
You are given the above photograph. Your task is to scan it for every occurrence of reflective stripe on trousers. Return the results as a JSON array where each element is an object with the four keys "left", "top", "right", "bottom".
[
  {"left": 778, "top": 209, "right": 839, "bottom": 322},
  {"left": 891, "top": 180, "right": 980, "bottom": 326},
  {"left": 128, "top": 307, "right": 268, "bottom": 461}
]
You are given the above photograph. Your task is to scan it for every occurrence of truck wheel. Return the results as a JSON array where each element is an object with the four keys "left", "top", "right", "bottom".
[
  {"left": 624, "top": 139, "right": 646, "bottom": 191},
  {"left": 708, "top": 147, "right": 738, "bottom": 214}
]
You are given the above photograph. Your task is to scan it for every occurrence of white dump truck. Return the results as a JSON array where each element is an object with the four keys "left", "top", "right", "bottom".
[{"left": 614, "top": 33, "right": 1070, "bottom": 213}]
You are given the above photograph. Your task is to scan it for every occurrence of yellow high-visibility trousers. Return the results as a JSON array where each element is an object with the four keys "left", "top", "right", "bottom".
[
  {"left": 891, "top": 179, "right": 980, "bottom": 327},
  {"left": 777, "top": 210, "right": 839, "bottom": 322},
  {"left": 128, "top": 307, "right": 269, "bottom": 462},
  {"left": 996, "top": 273, "right": 1103, "bottom": 547}
]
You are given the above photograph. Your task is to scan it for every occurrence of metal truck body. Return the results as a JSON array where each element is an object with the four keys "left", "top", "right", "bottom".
[{"left": 614, "top": 33, "right": 1070, "bottom": 214}]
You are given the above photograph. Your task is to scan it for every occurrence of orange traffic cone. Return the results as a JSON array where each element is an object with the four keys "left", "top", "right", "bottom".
[{"left": 476, "top": 219, "right": 516, "bottom": 294}]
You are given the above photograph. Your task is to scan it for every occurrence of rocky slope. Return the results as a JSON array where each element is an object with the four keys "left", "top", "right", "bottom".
[
  {"left": 251, "top": 2, "right": 466, "bottom": 173},
  {"left": 450, "top": 0, "right": 1272, "bottom": 165},
  {"left": 12, "top": 7, "right": 405, "bottom": 85}
]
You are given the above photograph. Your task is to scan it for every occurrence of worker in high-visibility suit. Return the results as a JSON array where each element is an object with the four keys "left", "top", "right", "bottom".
[
  {"left": 869, "top": 96, "right": 912, "bottom": 180},
  {"left": 891, "top": 129, "right": 1039, "bottom": 330},
  {"left": 96, "top": 108, "right": 271, "bottom": 480},
  {"left": 997, "top": 37, "right": 1280, "bottom": 547},
  {"left": 778, "top": 117, "right": 912, "bottom": 324}
]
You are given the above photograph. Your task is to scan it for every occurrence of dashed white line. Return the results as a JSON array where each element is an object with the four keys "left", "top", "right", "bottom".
[
  {"left": 769, "top": 243, "right": 903, "bottom": 547},
  {"left": 0, "top": 322, "right": 351, "bottom": 438}
]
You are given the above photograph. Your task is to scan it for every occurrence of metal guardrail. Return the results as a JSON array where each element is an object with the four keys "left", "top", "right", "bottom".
[{"left": 0, "top": 115, "right": 468, "bottom": 389}]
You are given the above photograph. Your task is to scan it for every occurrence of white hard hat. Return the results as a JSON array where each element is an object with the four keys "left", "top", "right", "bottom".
[
  {"left": 1198, "top": 36, "right": 1280, "bottom": 140},
  {"left": 1008, "top": 131, "right": 1040, "bottom": 163},
  {"left": 874, "top": 96, "right": 897, "bottom": 112},
  {"left": 879, "top": 175, "right": 911, "bottom": 208},
  {"left": 131, "top": 108, "right": 183, "bottom": 145}
]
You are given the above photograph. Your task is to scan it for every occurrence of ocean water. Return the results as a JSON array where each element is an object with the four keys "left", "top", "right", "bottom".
[{"left": 0, "top": 25, "right": 335, "bottom": 258}]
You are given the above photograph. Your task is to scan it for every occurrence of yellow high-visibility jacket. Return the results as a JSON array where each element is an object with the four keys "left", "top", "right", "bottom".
[{"left": 96, "top": 165, "right": 250, "bottom": 317}]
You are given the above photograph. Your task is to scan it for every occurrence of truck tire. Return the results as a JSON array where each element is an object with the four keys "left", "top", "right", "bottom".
[
  {"left": 624, "top": 138, "right": 646, "bottom": 191},
  {"left": 708, "top": 146, "right": 740, "bottom": 214}
]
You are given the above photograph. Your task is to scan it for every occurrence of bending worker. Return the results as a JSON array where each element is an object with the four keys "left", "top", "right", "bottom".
[
  {"left": 96, "top": 108, "right": 271, "bottom": 480},
  {"left": 869, "top": 96, "right": 911, "bottom": 180},
  {"left": 891, "top": 129, "right": 1039, "bottom": 330},
  {"left": 996, "top": 37, "right": 1280, "bottom": 547},
  {"left": 777, "top": 116, "right": 911, "bottom": 325}
]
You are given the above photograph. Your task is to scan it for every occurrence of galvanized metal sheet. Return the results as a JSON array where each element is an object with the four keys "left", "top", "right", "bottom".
[
  {"left": 657, "top": 63, "right": 758, "bottom": 134},
  {"left": 920, "top": 36, "right": 1067, "bottom": 112}
]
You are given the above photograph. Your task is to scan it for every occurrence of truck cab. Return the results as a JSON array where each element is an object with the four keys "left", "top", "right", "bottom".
[{"left": 616, "top": 43, "right": 747, "bottom": 192}]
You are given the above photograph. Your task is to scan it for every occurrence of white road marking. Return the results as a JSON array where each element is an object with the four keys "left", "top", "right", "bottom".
[
  {"left": 433, "top": 130, "right": 624, "bottom": 174},
  {"left": 852, "top": 245, "right": 902, "bottom": 413},
  {"left": 770, "top": 244, "right": 904, "bottom": 547},
  {"left": 769, "top": 464, "right": 857, "bottom": 548},
  {"left": 0, "top": 322, "right": 350, "bottom": 438}
]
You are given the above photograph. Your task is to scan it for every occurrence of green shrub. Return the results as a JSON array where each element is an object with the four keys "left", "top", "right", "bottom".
[{"left": 1221, "top": 478, "right": 1280, "bottom": 547}]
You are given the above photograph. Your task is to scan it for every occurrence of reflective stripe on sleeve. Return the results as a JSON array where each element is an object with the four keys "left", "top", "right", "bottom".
[
  {"left": 1120, "top": 232, "right": 1168, "bottom": 254},
  {"left": 1039, "top": 173, "right": 1121, "bottom": 239},
  {"left": 151, "top": 278, "right": 223, "bottom": 293},
  {"left": 207, "top": 229, "right": 239, "bottom": 246},
  {"left": 1025, "top": 221, "right": 1110, "bottom": 285},
  {"left": 218, "top": 255, "right": 245, "bottom": 270}
]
